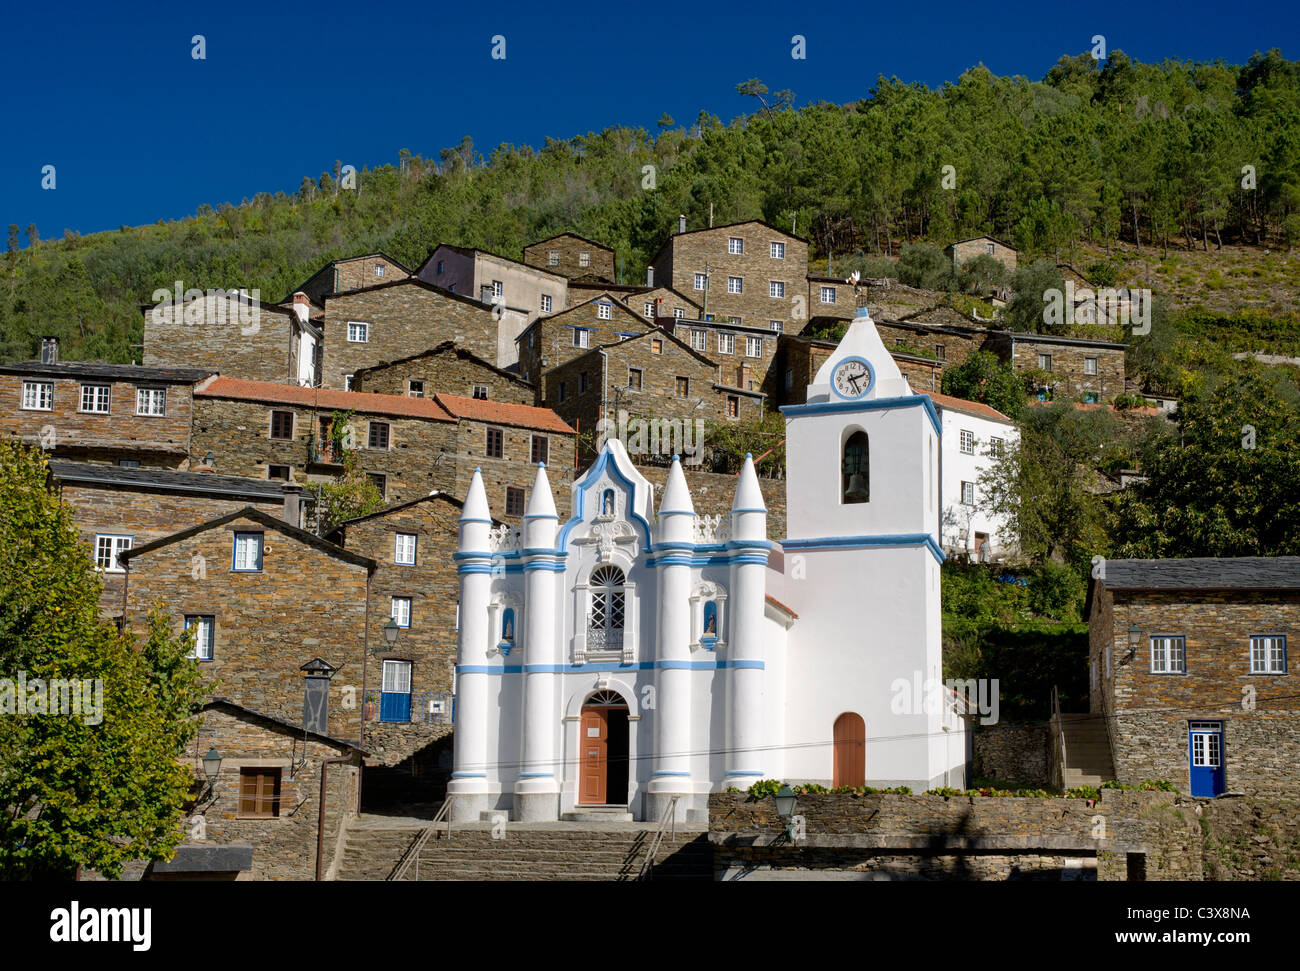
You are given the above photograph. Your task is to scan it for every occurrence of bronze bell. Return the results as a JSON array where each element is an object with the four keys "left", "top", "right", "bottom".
[{"left": 844, "top": 473, "right": 869, "bottom": 502}]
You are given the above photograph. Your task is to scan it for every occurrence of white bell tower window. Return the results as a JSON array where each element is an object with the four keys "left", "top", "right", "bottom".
[{"left": 842, "top": 430, "right": 869, "bottom": 504}]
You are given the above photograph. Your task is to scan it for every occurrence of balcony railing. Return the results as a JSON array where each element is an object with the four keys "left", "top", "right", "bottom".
[{"left": 363, "top": 690, "right": 455, "bottom": 725}]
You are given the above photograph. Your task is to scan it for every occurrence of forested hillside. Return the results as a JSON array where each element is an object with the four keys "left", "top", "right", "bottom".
[{"left": 3, "top": 49, "right": 1298, "bottom": 365}]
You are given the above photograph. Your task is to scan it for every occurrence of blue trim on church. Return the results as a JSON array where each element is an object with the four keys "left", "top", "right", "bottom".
[
  {"left": 556, "top": 447, "right": 654, "bottom": 550},
  {"left": 781, "top": 532, "right": 946, "bottom": 565},
  {"left": 456, "top": 659, "right": 765, "bottom": 675},
  {"left": 780, "top": 393, "right": 943, "bottom": 438}
]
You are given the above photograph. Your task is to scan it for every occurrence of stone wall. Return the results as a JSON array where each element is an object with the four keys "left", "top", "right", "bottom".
[
  {"left": 300, "top": 255, "right": 409, "bottom": 304},
  {"left": 986, "top": 334, "right": 1127, "bottom": 401},
  {"left": 635, "top": 465, "right": 787, "bottom": 541},
  {"left": 143, "top": 295, "right": 297, "bottom": 383},
  {"left": 449, "top": 418, "right": 576, "bottom": 521},
  {"left": 520, "top": 297, "right": 652, "bottom": 399},
  {"left": 0, "top": 373, "right": 196, "bottom": 465},
  {"left": 123, "top": 512, "right": 372, "bottom": 741},
  {"left": 523, "top": 235, "right": 615, "bottom": 283},
  {"left": 1091, "top": 589, "right": 1300, "bottom": 796},
  {"left": 322, "top": 282, "right": 501, "bottom": 388},
  {"left": 351, "top": 345, "right": 535, "bottom": 404},
  {"left": 58, "top": 480, "right": 285, "bottom": 616},
  {"left": 709, "top": 790, "right": 1204, "bottom": 881},
  {"left": 971, "top": 722, "right": 1051, "bottom": 786}
]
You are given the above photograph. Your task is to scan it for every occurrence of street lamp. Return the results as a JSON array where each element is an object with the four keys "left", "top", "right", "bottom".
[
  {"left": 1127, "top": 622, "right": 1141, "bottom": 659},
  {"left": 201, "top": 747, "right": 222, "bottom": 794},
  {"left": 774, "top": 784, "right": 798, "bottom": 839},
  {"left": 383, "top": 618, "right": 400, "bottom": 645}
]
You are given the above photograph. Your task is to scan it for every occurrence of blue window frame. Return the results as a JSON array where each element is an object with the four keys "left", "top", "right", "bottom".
[
  {"left": 499, "top": 608, "right": 516, "bottom": 655},
  {"left": 185, "top": 615, "right": 215, "bottom": 661},
  {"left": 701, "top": 600, "right": 719, "bottom": 650},
  {"left": 232, "top": 532, "right": 263, "bottom": 572}
]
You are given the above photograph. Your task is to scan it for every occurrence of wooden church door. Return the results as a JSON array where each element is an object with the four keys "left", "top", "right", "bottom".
[
  {"left": 833, "top": 712, "right": 866, "bottom": 787},
  {"left": 579, "top": 707, "right": 609, "bottom": 804}
]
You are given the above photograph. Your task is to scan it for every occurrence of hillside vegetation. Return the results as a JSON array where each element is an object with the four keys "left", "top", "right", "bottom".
[{"left": 3, "top": 49, "right": 1298, "bottom": 365}]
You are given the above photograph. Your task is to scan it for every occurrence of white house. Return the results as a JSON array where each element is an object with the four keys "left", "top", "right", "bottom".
[
  {"left": 448, "top": 306, "right": 968, "bottom": 823},
  {"left": 930, "top": 392, "right": 1018, "bottom": 562}
]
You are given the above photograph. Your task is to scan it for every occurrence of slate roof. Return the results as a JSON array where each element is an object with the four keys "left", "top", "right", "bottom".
[
  {"left": 48, "top": 460, "right": 287, "bottom": 500},
  {"left": 523, "top": 232, "right": 614, "bottom": 254},
  {"left": 991, "top": 330, "right": 1128, "bottom": 350},
  {"left": 349, "top": 341, "right": 534, "bottom": 388},
  {"left": 1099, "top": 558, "right": 1300, "bottom": 591},
  {"left": 204, "top": 698, "right": 364, "bottom": 753},
  {"left": 0, "top": 361, "right": 214, "bottom": 383}
]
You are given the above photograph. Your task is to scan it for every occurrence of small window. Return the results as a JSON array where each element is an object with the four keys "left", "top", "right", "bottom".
[
  {"left": 727, "top": 276, "right": 743, "bottom": 294},
  {"left": 645, "top": 301, "right": 655, "bottom": 317},
  {"left": 573, "top": 328, "right": 589, "bottom": 348},
  {"left": 375, "top": 263, "right": 385, "bottom": 278},
  {"left": 959, "top": 429, "right": 974, "bottom": 454},
  {"left": 579, "top": 252, "right": 591, "bottom": 267},
  {"left": 395, "top": 532, "right": 417, "bottom": 565},
  {"left": 117, "top": 458, "right": 140, "bottom": 468},
  {"left": 531, "top": 435, "right": 549, "bottom": 465},
  {"left": 391, "top": 596, "right": 412, "bottom": 628},
  {"left": 1083, "top": 392, "right": 1099, "bottom": 404},
  {"left": 961, "top": 481, "right": 975, "bottom": 506},
  {"left": 448, "top": 284, "right": 455, "bottom": 293},
  {"left": 1250, "top": 635, "right": 1286, "bottom": 674},
  {"left": 578, "top": 371, "right": 588, "bottom": 394},
  {"left": 694, "top": 273, "right": 707, "bottom": 291},
  {"left": 557, "top": 381, "right": 567, "bottom": 403},
  {"left": 651, "top": 339, "right": 663, "bottom": 355},
  {"left": 94, "top": 534, "right": 133, "bottom": 572},
  {"left": 270, "top": 410, "right": 295, "bottom": 440},
  {"left": 233, "top": 532, "right": 263, "bottom": 571},
  {"left": 547, "top": 251, "right": 559, "bottom": 266},
  {"left": 1038, "top": 353, "right": 1052, "bottom": 371},
  {"left": 505, "top": 486, "right": 525, "bottom": 516},
  {"left": 21, "top": 381, "right": 53, "bottom": 411},
  {"left": 408, "top": 380, "right": 424, "bottom": 398},
  {"left": 718, "top": 333, "right": 735, "bottom": 354},
  {"left": 473, "top": 385, "right": 489, "bottom": 400},
  {"left": 486, "top": 427, "right": 504, "bottom": 459},
  {"left": 239, "top": 768, "right": 281, "bottom": 818},
  {"left": 597, "top": 303, "right": 612, "bottom": 320},
  {"left": 728, "top": 237, "right": 744, "bottom": 255},
  {"left": 675, "top": 376, "right": 689, "bottom": 397},
  {"left": 347, "top": 322, "right": 369, "bottom": 343},
  {"left": 690, "top": 330, "right": 707, "bottom": 351},
  {"left": 492, "top": 280, "right": 503, "bottom": 299},
  {"left": 367, "top": 473, "right": 387, "bottom": 498},
  {"left": 628, "top": 368, "right": 643, "bottom": 390},
  {"left": 745, "top": 336, "right": 763, "bottom": 358},
  {"left": 770, "top": 242, "right": 785, "bottom": 259},
  {"left": 267, "top": 464, "right": 291, "bottom": 481},
  {"left": 986, "top": 242, "right": 995, "bottom": 254},
  {"left": 541, "top": 294, "right": 552, "bottom": 313},
  {"left": 1084, "top": 356, "right": 1098, "bottom": 375},
  {"left": 784, "top": 368, "right": 793, "bottom": 390},
  {"left": 820, "top": 287, "right": 836, "bottom": 304},
  {"left": 185, "top": 615, "right": 214, "bottom": 661},
  {"left": 673, "top": 307, "right": 685, "bottom": 318},
  {"left": 80, "top": 384, "right": 110, "bottom": 414},
  {"left": 989, "top": 437, "right": 1004, "bottom": 456},
  {"left": 935, "top": 344, "right": 946, "bottom": 360},
  {"left": 136, "top": 387, "right": 167, "bottom": 416},
  {"left": 344, "top": 374, "right": 355, "bottom": 391},
  {"left": 436, "top": 260, "right": 446, "bottom": 274},
  {"left": 770, "top": 320, "right": 783, "bottom": 333},
  {"left": 368, "top": 421, "right": 390, "bottom": 450},
  {"left": 769, "top": 281, "right": 785, "bottom": 298},
  {"left": 1150, "top": 635, "right": 1186, "bottom": 674},
  {"left": 727, "top": 395, "right": 739, "bottom": 418}
]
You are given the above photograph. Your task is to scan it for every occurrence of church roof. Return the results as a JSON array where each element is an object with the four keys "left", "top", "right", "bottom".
[{"left": 927, "top": 391, "right": 1014, "bottom": 424}]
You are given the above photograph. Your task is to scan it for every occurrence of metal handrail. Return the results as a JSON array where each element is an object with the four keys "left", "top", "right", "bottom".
[
  {"left": 389, "top": 795, "right": 455, "bottom": 882},
  {"left": 637, "top": 796, "right": 680, "bottom": 881},
  {"left": 1052, "top": 685, "right": 1069, "bottom": 792}
]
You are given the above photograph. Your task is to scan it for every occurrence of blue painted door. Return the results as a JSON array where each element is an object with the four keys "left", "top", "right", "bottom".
[{"left": 1188, "top": 722, "right": 1224, "bottom": 797}]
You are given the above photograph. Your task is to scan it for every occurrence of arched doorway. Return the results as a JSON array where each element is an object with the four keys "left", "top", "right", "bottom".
[
  {"left": 579, "top": 690, "right": 629, "bottom": 805},
  {"left": 833, "top": 712, "right": 866, "bottom": 787}
]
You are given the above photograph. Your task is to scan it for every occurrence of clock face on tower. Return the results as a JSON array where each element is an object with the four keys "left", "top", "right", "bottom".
[{"left": 831, "top": 357, "right": 874, "bottom": 400}]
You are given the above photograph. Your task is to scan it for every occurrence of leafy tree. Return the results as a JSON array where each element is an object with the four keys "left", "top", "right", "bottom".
[
  {"left": 1112, "top": 371, "right": 1300, "bottom": 556},
  {"left": 979, "top": 402, "right": 1116, "bottom": 566},
  {"left": 1003, "top": 259, "right": 1065, "bottom": 333},
  {"left": 0, "top": 442, "right": 203, "bottom": 879},
  {"left": 895, "top": 242, "right": 955, "bottom": 290},
  {"left": 957, "top": 252, "right": 1007, "bottom": 294},
  {"left": 704, "top": 410, "right": 786, "bottom": 477},
  {"left": 940, "top": 350, "right": 1025, "bottom": 418}
]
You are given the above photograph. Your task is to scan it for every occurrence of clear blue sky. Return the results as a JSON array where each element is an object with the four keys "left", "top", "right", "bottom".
[{"left": 1, "top": 0, "right": 1294, "bottom": 239}]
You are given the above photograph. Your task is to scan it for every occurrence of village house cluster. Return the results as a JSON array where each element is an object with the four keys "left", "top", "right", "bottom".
[{"left": 11, "top": 217, "right": 1284, "bottom": 883}]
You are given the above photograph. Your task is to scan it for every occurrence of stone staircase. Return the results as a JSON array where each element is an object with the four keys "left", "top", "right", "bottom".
[
  {"left": 1059, "top": 713, "right": 1115, "bottom": 788},
  {"left": 336, "top": 814, "right": 712, "bottom": 881}
]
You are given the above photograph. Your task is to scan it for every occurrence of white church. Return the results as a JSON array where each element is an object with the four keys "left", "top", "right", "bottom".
[{"left": 449, "top": 306, "right": 970, "bottom": 823}]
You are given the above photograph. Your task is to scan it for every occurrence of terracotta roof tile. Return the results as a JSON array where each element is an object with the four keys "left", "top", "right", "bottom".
[
  {"left": 195, "top": 376, "right": 457, "bottom": 421},
  {"left": 433, "top": 393, "right": 576, "bottom": 435},
  {"left": 765, "top": 594, "right": 798, "bottom": 619},
  {"left": 925, "top": 391, "right": 1013, "bottom": 423}
]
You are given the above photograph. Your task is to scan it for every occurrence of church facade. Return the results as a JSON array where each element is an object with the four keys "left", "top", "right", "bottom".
[{"left": 449, "top": 306, "right": 968, "bottom": 823}]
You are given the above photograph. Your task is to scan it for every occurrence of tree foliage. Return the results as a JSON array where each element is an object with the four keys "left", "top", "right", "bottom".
[
  {"left": 0, "top": 443, "right": 203, "bottom": 879},
  {"left": 940, "top": 350, "right": 1026, "bottom": 418}
]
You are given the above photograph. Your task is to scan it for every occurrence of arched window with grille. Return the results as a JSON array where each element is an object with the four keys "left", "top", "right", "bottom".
[
  {"left": 588, "top": 565, "right": 626, "bottom": 653},
  {"left": 842, "top": 430, "right": 869, "bottom": 504}
]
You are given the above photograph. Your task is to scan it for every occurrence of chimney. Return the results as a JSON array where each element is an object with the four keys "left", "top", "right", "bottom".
[
  {"left": 646, "top": 266, "right": 654, "bottom": 287},
  {"left": 678, "top": 214, "right": 686, "bottom": 234},
  {"left": 737, "top": 362, "right": 750, "bottom": 389},
  {"left": 281, "top": 483, "right": 304, "bottom": 527},
  {"left": 39, "top": 337, "right": 58, "bottom": 364},
  {"left": 292, "top": 292, "right": 310, "bottom": 324}
]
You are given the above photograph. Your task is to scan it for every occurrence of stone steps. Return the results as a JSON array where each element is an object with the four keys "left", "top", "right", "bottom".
[{"left": 1059, "top": 713, "right": 1115, "bottom": 785}]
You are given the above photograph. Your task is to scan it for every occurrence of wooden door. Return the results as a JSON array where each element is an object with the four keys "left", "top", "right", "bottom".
[
  {"left": 579, "top": 707, "right": 608, "bottom": 805},
  {"left": 833, "top": 713, "right": 866, "bottom": 788}
]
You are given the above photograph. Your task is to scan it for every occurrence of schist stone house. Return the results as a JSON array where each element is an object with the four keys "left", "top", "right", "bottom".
[
  {"left": 515, "top": 292, "right": 652, "bottom": 394},
  {"left": 348, "top": 341, "right": 536, "bottom": 404},
  {"left": 522, "top": 233, "right": 615, "bottom": 284},
  {"left": 1087, "top": 558, "right": 1300, "bottom": 797},
  {"left": 945, "top": 235, "right": 1018, "bottom": 276},
  {"left": 983, "top": 331, "right": 1127, "bottom": 403},
  {"left": 566, "top": 278, "right": 700, "bottom": 324},
  {"left": 449, "top": 307, "right": 967, "bottom": 824},
  {"left": 0, "top": 356, "right": 212, "bottom": 468},
  {"left": 289, "top": 252, "right": 412, "bottom": 307}
]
